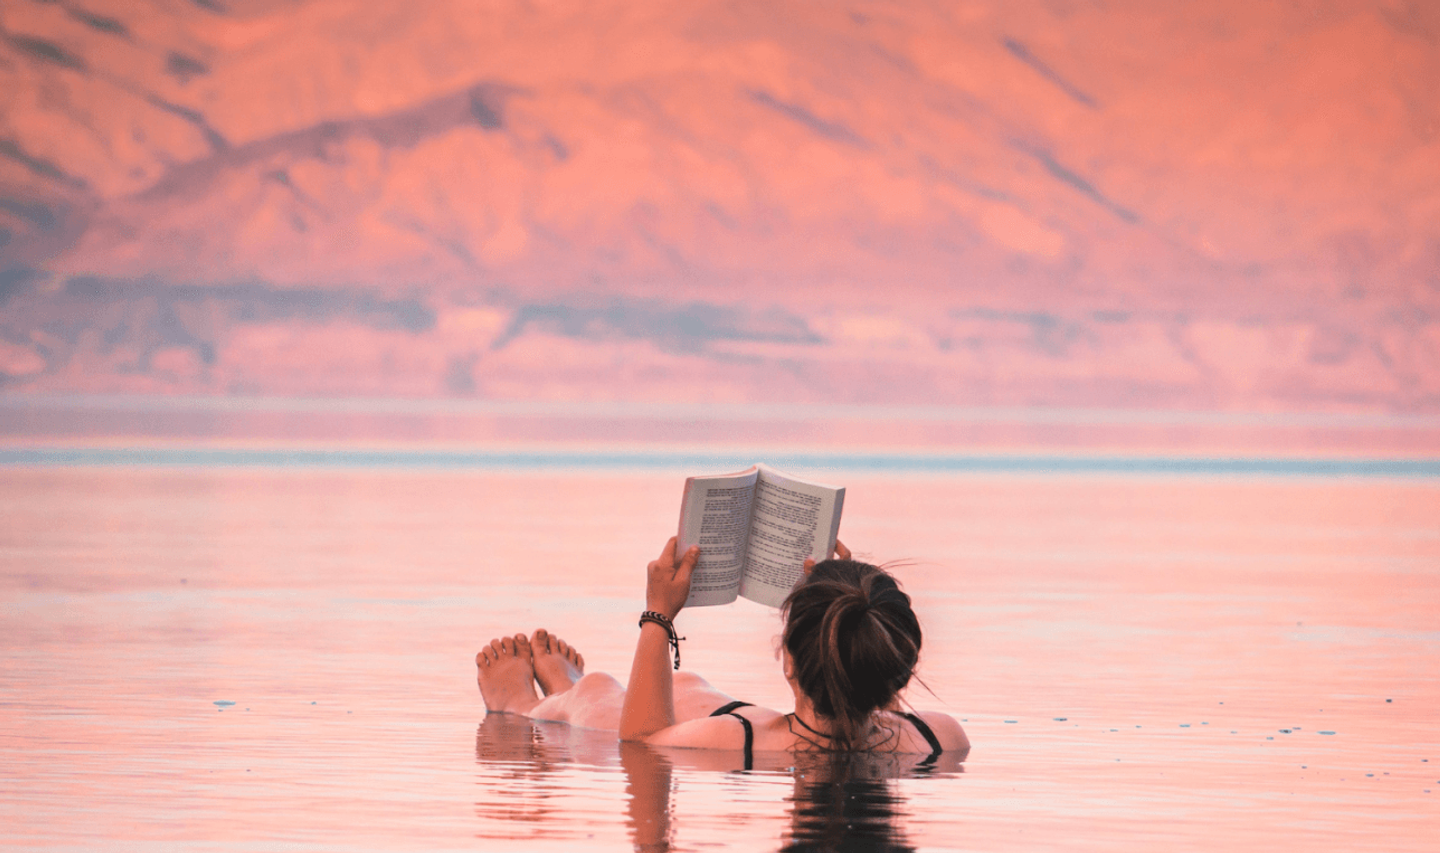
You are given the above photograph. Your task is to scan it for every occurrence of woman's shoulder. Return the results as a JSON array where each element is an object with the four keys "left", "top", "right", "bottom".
[{"left": 902, "top": 709, "right": 969, "bottom": 756}]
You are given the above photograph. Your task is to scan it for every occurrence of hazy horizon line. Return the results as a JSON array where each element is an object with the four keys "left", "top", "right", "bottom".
[
  {"left": 2, "top": 446, "right": 1438, "bottom": 478},
  {"left": 4, "top": 392, "right": 1439, "bottom": 430}
]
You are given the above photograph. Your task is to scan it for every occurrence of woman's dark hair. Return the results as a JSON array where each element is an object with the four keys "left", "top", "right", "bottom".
[{"left": 781, "top": 560, "right": 922, "bottom": 751}]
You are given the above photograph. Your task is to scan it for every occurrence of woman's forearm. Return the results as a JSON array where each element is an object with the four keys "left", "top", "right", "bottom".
[
  {"left": 618, "top": 621, "right": 678, "bottom": 740},
  {"left": 621, "top": 538, "right": 696, "bottom": 741}
]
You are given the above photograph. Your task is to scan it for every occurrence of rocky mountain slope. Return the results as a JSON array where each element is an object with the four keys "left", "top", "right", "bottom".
[{"left": 1, "top": 0, "right": 1437, "bottom": 410}]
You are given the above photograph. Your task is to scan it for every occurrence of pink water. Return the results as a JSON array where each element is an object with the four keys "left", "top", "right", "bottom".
[{"left": 2, "top": 466, "right": 1437, "bottom": 850}]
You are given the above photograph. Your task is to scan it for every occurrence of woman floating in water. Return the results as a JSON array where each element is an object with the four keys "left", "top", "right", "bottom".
[{"left": 476, "top": 538, "right": 969, "bottom": 763}]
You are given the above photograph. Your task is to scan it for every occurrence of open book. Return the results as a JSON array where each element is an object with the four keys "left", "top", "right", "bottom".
[{"left": 677, "top": 464, "right": 845, "bottom": 608}]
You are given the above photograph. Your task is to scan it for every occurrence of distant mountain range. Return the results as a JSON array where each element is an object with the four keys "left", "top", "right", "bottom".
[{"left": 2, "top": 0, "right": 1436, "bottom": 411}]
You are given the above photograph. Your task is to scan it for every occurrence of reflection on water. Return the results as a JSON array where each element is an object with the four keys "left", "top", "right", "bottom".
[
  {"left": 475, "top": 714, "right": 962, "bottom": 852},
  {"left": 778, "top": 752, "right": 935, "bottom": 853}
]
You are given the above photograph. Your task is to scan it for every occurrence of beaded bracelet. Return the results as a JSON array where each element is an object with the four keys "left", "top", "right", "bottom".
[{"left": 639, "top": 610, "right": 685, "bottom": 670}]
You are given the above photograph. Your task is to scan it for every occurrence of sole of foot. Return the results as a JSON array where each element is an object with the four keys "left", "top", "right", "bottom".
[
  {"left": 476, "top": 633, "right": 540, "bottom": 714},
  {"left": 531, "top": 628, "right": 585, "bottom": 697}
]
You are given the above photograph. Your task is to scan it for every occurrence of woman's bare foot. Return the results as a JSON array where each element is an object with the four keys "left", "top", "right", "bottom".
[
  {"left": 531, "top": 628, "right": 585, "bottom": 697},
  {"left": 476, "top": 634, "right": 540, "bottom": 714}
]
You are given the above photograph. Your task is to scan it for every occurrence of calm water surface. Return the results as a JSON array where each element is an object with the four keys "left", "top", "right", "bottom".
[{"left": 2, "top": 466, "right": 1437, "bottom": 850}]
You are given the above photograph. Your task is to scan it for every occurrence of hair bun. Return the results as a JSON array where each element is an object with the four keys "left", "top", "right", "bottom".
[{"left": 782, "top": 559, "right": 923, "bottom": 751}]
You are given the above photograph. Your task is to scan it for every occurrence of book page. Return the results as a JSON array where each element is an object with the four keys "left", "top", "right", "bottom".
[
  {"left": 677, "top": 467, "right": 759, "bottom": 607},
  {"left": 738, "top": 466, "right": 845, "bottom": 608}
]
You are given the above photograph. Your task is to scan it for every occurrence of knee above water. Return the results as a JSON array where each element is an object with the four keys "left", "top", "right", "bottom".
[{"left": 571, "top": 671, "right": 624, "bottom": 695}]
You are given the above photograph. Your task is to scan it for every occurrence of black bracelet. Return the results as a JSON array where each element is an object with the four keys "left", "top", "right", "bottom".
[{"left": 639, "top": 610, "right": 685, "bottom": 670}]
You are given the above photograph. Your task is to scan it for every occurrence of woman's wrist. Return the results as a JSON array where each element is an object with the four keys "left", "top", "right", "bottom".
[
  {"left": 645, "top": 603, "right": 681, "bottom": 621},
  {"left": 638, "top": 610, "right": 685, "bottom": 670}
]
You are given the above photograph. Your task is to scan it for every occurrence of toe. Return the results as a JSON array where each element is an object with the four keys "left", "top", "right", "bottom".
[
  {"left": 476, "top": 649, "right": 488, "bottom": 667},
  {"left": 498, "top": 636, "right": 514, "bottom": 656},
  {"left": 514, "top": 633, "right": 531, "bottom": 656},
  {"left": 533, "top": 628, "right": 551, "bottom": 654}
]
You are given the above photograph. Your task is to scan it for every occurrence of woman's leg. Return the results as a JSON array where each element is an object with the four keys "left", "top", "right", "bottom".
[{"left": 477, "top": 630, "right": 755, "bottom": 731}]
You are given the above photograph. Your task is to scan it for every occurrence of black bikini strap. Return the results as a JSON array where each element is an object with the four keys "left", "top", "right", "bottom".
[
  {"left": 709, "top": 702, "right": 754, "bottom": 769},
  {"left": 787, "top": 713, "right": 832, "bottom": 740},
  {"left": 732, "top": 713, "right": 753, "bottom": 770},
  {"left": 899, "top": 712, "right": 943, "bottom": 762},
  {"left": 710, "top": 700, "right": 753, "bottom": 717}
]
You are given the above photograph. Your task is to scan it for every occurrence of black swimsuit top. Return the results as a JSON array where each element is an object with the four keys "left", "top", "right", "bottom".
[{"left": 709, "top": 701, "right": 944, "bottom": 770}]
